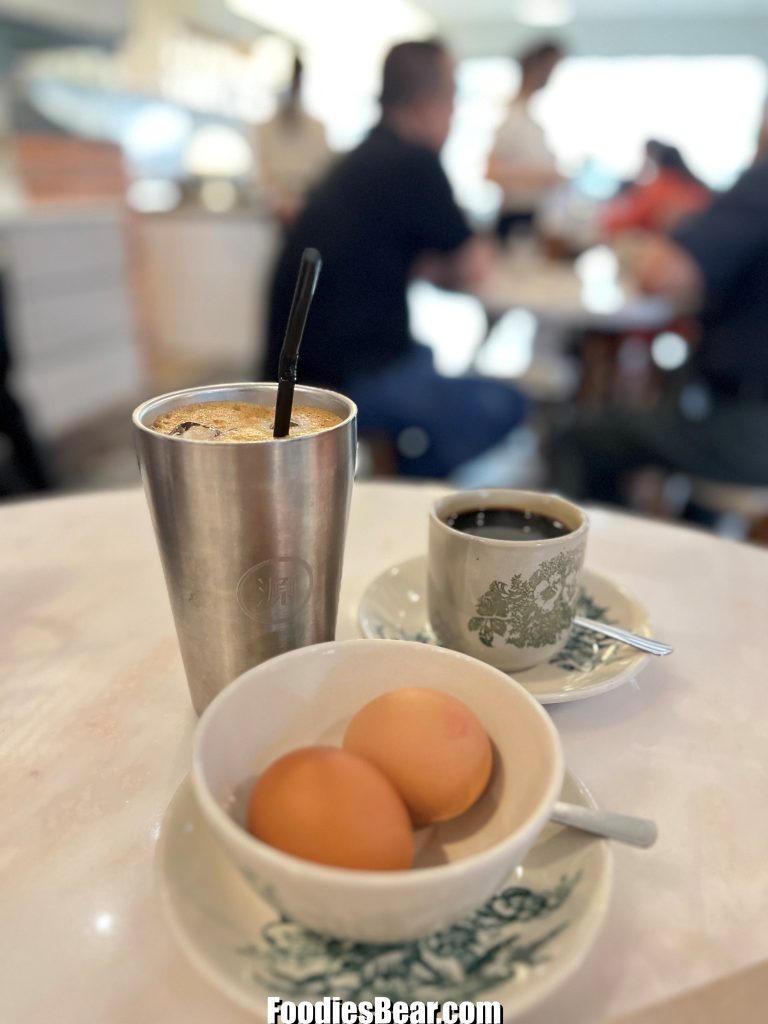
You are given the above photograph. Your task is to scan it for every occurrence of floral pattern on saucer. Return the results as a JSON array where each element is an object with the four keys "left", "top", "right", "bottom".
[
  {"left": 237, "top": 874, "right": 580, "bottom": 1001},
  {"left": 359, "top": 557, "right": 652, "bottom": 704},
  {"left": 369, "top": 591, "right": 616, "bottom": 676},
  {"left": 550, "top": 594, "right": 614, "bottom": 672},
  {"left": 157, "top": 773, "right": 612, "bottom": 1019}
]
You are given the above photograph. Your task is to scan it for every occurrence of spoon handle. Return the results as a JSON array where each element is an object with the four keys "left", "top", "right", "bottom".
[
  {"left": 551, "top": 801, "right": 658, "bottom": 848},
  {"left": 573, "top": 615, "right": 673, "bottom": 656}
]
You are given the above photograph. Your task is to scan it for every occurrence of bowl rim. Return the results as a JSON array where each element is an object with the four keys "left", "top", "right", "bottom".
[{"left": 192, "top": 638, "right": 565, "bottom": 888}]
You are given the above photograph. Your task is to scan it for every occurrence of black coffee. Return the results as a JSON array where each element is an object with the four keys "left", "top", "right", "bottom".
[{"left": 444, "top": 508, "right": 571, "bottom": 541}]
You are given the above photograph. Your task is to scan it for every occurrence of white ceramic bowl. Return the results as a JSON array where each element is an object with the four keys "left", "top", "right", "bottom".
[{"left": 192, "top": 638, "right": 564, "bottom": 943}]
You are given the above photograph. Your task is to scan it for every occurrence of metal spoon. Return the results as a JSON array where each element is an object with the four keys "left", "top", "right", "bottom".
[
  {"left": 573, "top": 615, "right": 673, "bottom": 656},
  {"left": 551, "top": 801, "right": 658, "bottom": 848}
]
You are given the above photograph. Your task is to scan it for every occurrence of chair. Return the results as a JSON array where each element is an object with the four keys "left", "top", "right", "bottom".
[
  {"left": 0, "top": 273, "right": 53, "bottom": 493},
  {"left": 688, "top": 477, "right": 768, "bottom": 543}
]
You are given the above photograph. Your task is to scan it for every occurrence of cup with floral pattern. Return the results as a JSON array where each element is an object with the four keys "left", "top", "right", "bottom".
[{"left": 428, "top": 489, "right": 588, "bottom": 672}]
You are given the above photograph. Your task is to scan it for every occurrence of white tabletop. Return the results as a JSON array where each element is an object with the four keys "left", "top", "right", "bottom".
[
  {"left": 478, "top": 248, "right": 674, "bottom": 332},
  {"left": 3, "top": 482, "right": 768, "bottom": 1024}
]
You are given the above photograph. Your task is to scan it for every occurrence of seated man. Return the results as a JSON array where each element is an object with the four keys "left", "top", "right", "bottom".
[
  {"left": 265, "top": 39, "right": 525, "bottom": 478},
  {"left": 549, "top": 153, "right": 768, "bottom": 504}
]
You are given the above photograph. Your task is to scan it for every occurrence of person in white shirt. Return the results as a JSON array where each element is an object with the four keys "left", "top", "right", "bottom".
[
  {"left": 256, "top": 55, "right": 333, "bottom": 227},
  {"left": 486, "top": 40, "right": 564, "bottom": 239}
]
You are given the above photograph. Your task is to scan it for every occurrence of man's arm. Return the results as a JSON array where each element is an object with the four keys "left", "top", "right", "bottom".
[
  {"left": 634, "top": 158, "right": 768, "bottom": 308},
  {"left": 669, "top": 159, "right": 768, "bottom": 294},
  {"left": 399, "top": 144, "right": 491, "bottom": 291},
  {"left": 413, "top": 236, "right": 496, "bottom": 292},
  {"left": 633, "top": 234, "right": 705, "bottom": 309}
]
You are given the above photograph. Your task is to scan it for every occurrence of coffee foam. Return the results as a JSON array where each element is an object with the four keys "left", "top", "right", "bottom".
[{"left": 152, "top": 401, "right": 343, "bottom": 441}]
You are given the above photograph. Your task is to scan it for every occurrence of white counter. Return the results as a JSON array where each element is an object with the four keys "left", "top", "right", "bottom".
[{"left": 1, "top": 201, "right": 143, "bottom": 436}]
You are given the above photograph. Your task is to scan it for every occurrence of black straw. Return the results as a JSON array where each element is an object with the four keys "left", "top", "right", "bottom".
[{"left": 273, "top": 247, "right": 322, "bottom": 437}]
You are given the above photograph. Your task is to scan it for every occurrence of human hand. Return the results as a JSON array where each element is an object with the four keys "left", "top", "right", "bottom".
[{"left": 632, "top": 233, "right": 704, "bottom": 308}]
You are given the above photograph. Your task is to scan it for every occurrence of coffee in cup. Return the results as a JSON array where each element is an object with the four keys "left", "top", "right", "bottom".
[
  {"left": 428, "top": 489, "right": 588, "bottom": 672},
  {"left": 152, "top": 400, "right": 343, "bottom": 442}
]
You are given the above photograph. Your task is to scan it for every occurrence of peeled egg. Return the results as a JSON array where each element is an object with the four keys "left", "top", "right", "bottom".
[
  {"left": 343, "top": 688, "right": 493, "bottom": 826},
  {"left": 247, "top": 746, "right": 413, "bottom": 870}
]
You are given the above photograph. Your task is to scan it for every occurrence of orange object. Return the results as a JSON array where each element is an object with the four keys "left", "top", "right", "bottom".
[
  {"left": 247, "top": 746, "right": 413, "bottom": 870},
  {"left": 12, "top": 134, "right": 128, "bottom": 204},
  {"left": 601, "top": 170, "right": 712, "bottom": 236},
  {"left": 343, "top": 688, "right": 493, "bottom": 826}
]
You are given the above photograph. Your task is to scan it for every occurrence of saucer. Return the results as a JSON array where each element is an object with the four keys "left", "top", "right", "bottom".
[
  {"left": 156, "top": 773, "right": 612, "bottom": 1019},
  {"left": 359, "top": 556, "right": 652, "bottom": 704}
]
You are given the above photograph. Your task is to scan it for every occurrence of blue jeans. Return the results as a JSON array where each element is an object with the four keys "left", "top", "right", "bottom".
[{"left": 345, "top": 345, "right": 528, "bottom": 478}]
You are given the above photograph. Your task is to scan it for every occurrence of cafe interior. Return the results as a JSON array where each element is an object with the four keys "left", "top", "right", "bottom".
[
  {"left": 3, "top": 2, "right": 768, "bottom": 1023},
  {"left": 1, "top": 0, "right": 767, "bottom": 532}
]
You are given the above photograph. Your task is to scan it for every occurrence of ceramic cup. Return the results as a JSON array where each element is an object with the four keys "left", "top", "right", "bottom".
[
  {"left": 193, "top": 638, "right": 563, "bottom": 943},
  {"left": 428, "top": 489, "right": 589, "bottom": 673}
]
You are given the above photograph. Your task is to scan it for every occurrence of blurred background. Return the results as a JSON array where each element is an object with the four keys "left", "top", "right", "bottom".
[{"left": 0, "top": 0, "right": 767, "bottom": 539}]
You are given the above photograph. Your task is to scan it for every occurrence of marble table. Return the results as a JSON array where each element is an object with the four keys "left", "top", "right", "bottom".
[
  {"left": 477, "top": 248, "right": 674, "bottom": 332},
  {"left": 3, "top": 482, "right": 767, "bottom": 1023}
]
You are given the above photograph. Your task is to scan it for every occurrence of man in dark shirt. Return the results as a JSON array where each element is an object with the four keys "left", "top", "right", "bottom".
[
  {"left": 265, "top": 40, "right": 525, "bottom": 477},
  {"left": 549, "top": 155, "right": 768, "bottom": 503}
]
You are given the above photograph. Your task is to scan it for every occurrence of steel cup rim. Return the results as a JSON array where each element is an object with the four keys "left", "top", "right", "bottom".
[{"left": 132, "top": 381, "right": 357, "bottom": 445}]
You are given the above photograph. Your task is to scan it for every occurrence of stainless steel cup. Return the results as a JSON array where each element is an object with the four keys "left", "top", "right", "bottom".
[{"left": 133, "top": 382, "right": 357, "bottom": 714}]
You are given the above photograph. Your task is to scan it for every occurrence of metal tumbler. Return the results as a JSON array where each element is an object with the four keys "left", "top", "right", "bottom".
[{"left": 132, "top": 382, "right": 357, "bottom": 714}]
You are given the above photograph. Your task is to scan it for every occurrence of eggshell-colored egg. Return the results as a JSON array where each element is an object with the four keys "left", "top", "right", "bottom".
[
  {"left": 343, "top": 688, "right": 493, "bottom": 825},
  {"left": 247, "top": 746, "right": 413, "bottom": 870}
]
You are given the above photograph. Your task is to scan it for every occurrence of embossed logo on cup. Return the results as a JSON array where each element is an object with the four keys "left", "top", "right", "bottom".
[{"left": 237, "top": 557, "right": 313, "bottom": 623}]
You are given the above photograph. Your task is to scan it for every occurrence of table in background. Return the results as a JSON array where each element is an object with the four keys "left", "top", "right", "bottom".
[
  {"left": 476, "top": 249, "right": 678, "bottom": 407},
  {"left": 478, "top": 247, "right": 674, "bottom": 333},
  {"left": 2, "top": 483, "right": 767, "bottom": 1023}
]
